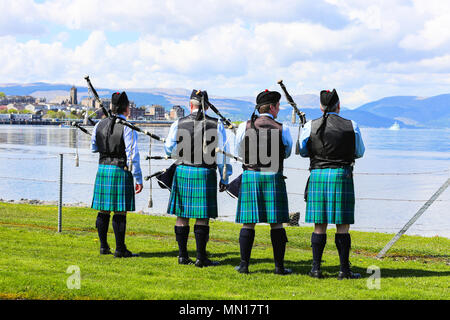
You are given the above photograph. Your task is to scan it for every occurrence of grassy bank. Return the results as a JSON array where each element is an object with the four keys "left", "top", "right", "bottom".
[{"left": 0, "top": 202, "right": 449, "bottom": 300}]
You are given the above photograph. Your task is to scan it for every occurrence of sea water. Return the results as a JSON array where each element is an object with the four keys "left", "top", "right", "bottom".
[{"left": 0, "top": 125, "right": 448, "bottom": 238}]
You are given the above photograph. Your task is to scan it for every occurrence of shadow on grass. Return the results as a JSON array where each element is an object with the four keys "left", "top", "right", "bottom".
[
  {"left": 137, "top": 250, "right": 236, "bottom": 259},
  {"left": 136, "top": 250, "right": 450, "bottom": 279}
]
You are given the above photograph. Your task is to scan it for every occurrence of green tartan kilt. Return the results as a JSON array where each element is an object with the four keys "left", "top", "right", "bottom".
[
  {"left": 305, "top": 167, "right": 355, "bottom": 224},
  {"left": 167, "top": 165, "right": 218, "bottom": 219},
  {"left": 236, "top": 170, "right": 289, "bottom": 224},
  {"left": 91, "top": 164, "right": 135, "bottom": 212}
]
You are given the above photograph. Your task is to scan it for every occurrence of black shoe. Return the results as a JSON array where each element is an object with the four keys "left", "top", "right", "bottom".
[
  {"left": 195, "top": 258, "right": 219, "bottom": 268},
  {"left": 274, "top": 267, "right": 293, "bottom": 275},
  {"left": 114, "top": 249, "right": 139, "bottom": 258},
  {"left": 100, "top": 247, "right": 112, "bottom": 255},
  {"left": 235, "top": 262, "right": 249, "bottom": 274},
  {"left": 178, "top": 256, "right": 194, "bottom": 265},
  {"left": 337, "top": 271, "right": 361, "bottom": 280},
  {"left": 308, "top": 269, "right": 324, "bottom": 279}
]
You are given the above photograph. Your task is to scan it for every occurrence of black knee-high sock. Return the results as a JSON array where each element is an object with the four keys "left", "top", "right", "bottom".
[
  {"left": 112, "top": 214, "right": 127, "bottom": 252},
  {"left": 239, "top": 228, "right": 255, "bottom": 265},
  {"left": 96, "top": 212, "right": 110, "bottom": 249},
  {"left": 311, "top": 233, "right": 327, "bottom": 271},
  {"left": 270, "top": 228, "right": 288, "bottom": 269},
  {"left": 335, "top": 233, "right": 351, "bottom": 272},
  {"left": 194, "top": 225, "right": 210, "bottom": 261},
  {"left": 174, "top": 225, "right": 190, "bottom": 258}
]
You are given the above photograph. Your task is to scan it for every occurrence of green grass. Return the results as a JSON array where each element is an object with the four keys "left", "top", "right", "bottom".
[{"left": 0, "top": 202, "right": 449, "bottom": 300}]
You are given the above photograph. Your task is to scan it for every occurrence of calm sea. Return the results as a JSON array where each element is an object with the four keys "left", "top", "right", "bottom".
[{"left": 0, "top": 124, "right": 449, "bottom": 238}]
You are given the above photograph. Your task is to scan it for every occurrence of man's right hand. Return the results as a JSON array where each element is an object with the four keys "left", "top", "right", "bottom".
[{"left": 135, "top": 184, "right": 144, "bottom": 194}]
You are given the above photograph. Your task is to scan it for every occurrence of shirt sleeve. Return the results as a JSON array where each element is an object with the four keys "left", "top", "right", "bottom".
[
  {"left": 216, "top": 121, "right": 233, "bottom": 184},
  {"left": 90, "top": 122, "right": 99, "bottom": 153},
  {"left": 351, "top": 120, "right": 365, "bottom": 159},
  {"left": 282, "top": 125, "right": 293, "bottom": 159},
  {"left": 234, "top": 121, "right": 247, "bottom": 159},
  {"left": 123, "top": 126, "right": 143, "bottom": 185},
  {"left": 164, "top": 120, "right": 178, "bottom": 156},
  {"left": 298, "top": 120, "right": 312, "bottom": 158}
]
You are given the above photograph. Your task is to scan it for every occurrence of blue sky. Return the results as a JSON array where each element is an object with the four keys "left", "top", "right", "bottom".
[{"left": 2, "top": 0, "right": 450, "bottom": 108}]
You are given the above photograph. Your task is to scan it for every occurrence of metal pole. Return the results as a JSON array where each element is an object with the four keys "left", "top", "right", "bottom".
[
  {"left": 148, "top": 138, "right": 153, "bottom": 208},
  {"left": 58, "top": 153, "right": 63, "bottom": 233},
  {"left": 377, "top": 177, "right": 450, "bottom": 259}
]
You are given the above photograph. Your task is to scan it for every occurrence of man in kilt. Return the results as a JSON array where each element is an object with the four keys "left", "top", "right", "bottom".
[
  {"left": 164, "top": 89, "right": 232, "bottom": 267},
  {"left": 234, "top": 89, "right": 293, "bottom": 275},
  {"left": 91, "top": 91, "right": 143, "bottom": 258},
  {"left": 299, "top": 89, "right": 365, "bottom": 279}
]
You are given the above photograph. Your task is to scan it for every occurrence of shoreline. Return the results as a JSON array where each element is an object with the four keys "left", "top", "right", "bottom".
[{"left": 0, "top": 122, "right": 172, "bottom": 127}]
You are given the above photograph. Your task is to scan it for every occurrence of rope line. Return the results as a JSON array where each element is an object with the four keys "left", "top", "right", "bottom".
[
  {"left": 284, "top": 166, "right": 450, "bottom": 176},
  {"left": 0, "top": 175, "right": 448, "bottom": 202},
  {"left": 1, "top": 155, "right": 448, "bottom": 176}
]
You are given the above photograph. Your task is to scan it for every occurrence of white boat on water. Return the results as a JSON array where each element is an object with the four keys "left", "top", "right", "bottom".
[{"left": 389, "top": 121, "right": 400, "bottom": 130}]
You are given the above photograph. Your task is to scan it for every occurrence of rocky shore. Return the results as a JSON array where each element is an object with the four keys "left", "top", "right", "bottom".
[{"left": 0, "top": 198, "right": 89, "bottom": 207}]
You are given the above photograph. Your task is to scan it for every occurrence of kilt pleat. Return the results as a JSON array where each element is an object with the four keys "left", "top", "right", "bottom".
[
  {"left": 236, "top": 171, "right": 289, "bottom": 224},
  {"left": 167, "top": 165, "right": 218, "bottom": 219},
  {"left": 305, "top": 167, "right": 355, "bottom": 224},
  {"left": 91, "top": 164, "right": 135, "bottom": 212}
]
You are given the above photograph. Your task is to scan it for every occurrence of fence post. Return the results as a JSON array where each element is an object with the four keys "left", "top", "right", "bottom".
[
  {"left": 58, "top": 153, "right": 63, "bottom": 233},
  {"left": 376, "top": 177, "right": 450, "bottom": 259}
]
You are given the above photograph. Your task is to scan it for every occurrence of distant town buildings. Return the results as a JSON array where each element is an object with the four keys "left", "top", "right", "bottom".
[
  {"left": 80, "top": 97, "right": 95, "bottom": 108},
  {"left": 0, "top": 95, "right": 37, "bottom": 105},
  {"left": 146, "top": 104, "right": 166, "bottom": 120},
  {"left": 130, "top": 106, "right": 146, "bottom": 120},
  {"left": 0, "top": 90, "right": 184, "bottom": 123},
  {"left": 169, "top": 105, "right": 185, "bottom": 120},
  {"left": 70, "top": 86, "right": 77, "bottom": 105}
]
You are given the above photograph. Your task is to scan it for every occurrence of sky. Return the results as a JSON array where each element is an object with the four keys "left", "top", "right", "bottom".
[{"left": 2, "top": 0, "right": 450, "bottom": 108}]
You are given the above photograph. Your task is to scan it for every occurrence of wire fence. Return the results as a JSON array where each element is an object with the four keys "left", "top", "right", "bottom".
[
  {"left": 1, "top": 153, "right": 449, "bottom": 241},
  {"left": 1, "top": 153, "right": 449, "bottom": 198}
]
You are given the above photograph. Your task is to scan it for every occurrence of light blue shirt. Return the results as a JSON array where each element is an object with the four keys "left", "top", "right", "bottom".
[
  {"left": 91, "top": 114, "right": 143, "bottom": 184},
  {"left": 164, "top": 110, "right": 233, "bottom": 184},
  {"left": 234, "top": 113, "right": 293, "bottom": 161},
  {"left": 298, "top": 112, "right": 365, "bottom": 159}
]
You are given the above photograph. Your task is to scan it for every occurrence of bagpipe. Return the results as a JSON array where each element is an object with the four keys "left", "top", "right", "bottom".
[
  {"left": 75, "top": 76, "right": 167, "bottom": 143},
  {"left": 221, "top": 80, "right": 308, "bottom": 198},
  {"left": 144, "top": 90, "right": 237, "bottom": 194},
  {"left": 73, "top": 76, "right": 168, "bottom": 207},
  {"left": 277, "top": 80, "right": 306, "bottom": 155}
]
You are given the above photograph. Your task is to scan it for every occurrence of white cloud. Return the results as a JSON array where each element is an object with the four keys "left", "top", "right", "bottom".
[{"left": 2, "top": 0, "right": 450, "bottom": 108}]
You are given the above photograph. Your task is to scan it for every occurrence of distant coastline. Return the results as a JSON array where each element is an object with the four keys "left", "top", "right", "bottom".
[{"left": 0, "top": 120, "right": 173, "bottom": 127}]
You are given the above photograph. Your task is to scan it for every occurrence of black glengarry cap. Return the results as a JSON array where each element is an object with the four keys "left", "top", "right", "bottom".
[
  {"left": 320, "top": 89, "right": 339, "bottom": 108},
  {"left": 190, "top": 89, "right": 209, "bottom": 104},
  {"left": 256, "top": 89, "right": 281, "bottom": 108}
]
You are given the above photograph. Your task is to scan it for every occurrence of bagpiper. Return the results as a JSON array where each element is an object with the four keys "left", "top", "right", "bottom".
[
  {"left": 234, "top": 89, "right": 293, "bottom": 275},
  {"left": 299, "top": 89, "right": 365, "bottom": 279},
  {"left": 91, "top": 91, "right": 143, "bottom": 258},
  {"left": 164, "top": 89, "right": 232, "bottom": 267}
]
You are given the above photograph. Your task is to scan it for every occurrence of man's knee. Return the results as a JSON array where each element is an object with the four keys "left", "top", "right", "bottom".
[
  {"left": 336, "top": 224, "right": 350, "bottom": 234},
  {"left": 176, "top": 217, "right": 190, "bottom": 226},
  {"left": 195, "top": 218, "right": 210, "bottom": 226},
  {"left": 314, "top": 223, "right": 328, "bottom": 234}
]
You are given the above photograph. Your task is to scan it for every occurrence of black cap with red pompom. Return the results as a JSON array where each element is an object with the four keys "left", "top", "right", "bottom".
[
  {"left": 320, "top": 89, "right": 339, "bottom": 108},
  {"left": 256, "top": 89, "right": 281, "bottom": 108}
]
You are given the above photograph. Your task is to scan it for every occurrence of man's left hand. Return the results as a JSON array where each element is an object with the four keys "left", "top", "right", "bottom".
[{"left": 219, "top": 182, "right": 228, "bottom": 192}]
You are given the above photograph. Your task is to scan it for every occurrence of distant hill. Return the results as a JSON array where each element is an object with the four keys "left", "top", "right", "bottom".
[
  {"left": 1, "top": 82, "right": 448, "bottom": 128},
  {"left": 357, "top": 94, "right": 450, "bottom": 128}
]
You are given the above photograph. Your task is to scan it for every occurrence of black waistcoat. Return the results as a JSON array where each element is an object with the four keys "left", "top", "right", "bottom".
[
  {"left": 307, "top": 113, "right": 355, "bottom": 170},
  {"left": 175, "top": 112, "right": 219, "bottom": 169},
  {"left": 95, "top": 117, "right": 127, "bottom": 168},
  {"left": 241, "top": 115, "right": 285, "bottom": 172}
]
